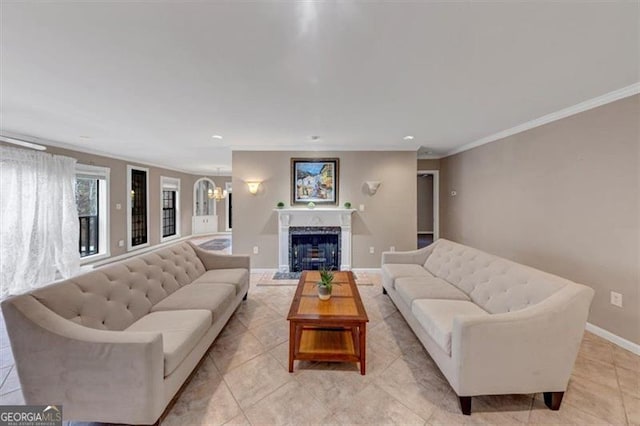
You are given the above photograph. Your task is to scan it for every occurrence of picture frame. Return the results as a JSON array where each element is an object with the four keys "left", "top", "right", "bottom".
[{"left": 291, "top": 158, "right": 339, "bottom": 205}]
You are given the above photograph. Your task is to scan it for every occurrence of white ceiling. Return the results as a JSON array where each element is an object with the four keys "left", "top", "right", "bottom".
[{"left": 1, "top": 2, "right": 638, "bottom": 174}]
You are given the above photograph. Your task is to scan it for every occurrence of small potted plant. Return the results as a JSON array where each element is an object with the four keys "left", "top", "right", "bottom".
[
  {"left": 344, "top": 201, "right": 352, "bottom": 209},
  {"left": 276, "top": 201, "right": 285, "bottom": 209},
  {"left": 317, "top": 268, "right": 335, "bottom": 301}
]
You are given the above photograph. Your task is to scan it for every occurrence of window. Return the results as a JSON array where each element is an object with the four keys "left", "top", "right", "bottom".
[
  {"left": 161, "top": 176, "right": 180, "bottom": 241},
  {"left": 127, "top": 165, "right": 149, "bottom": 250},
  {"left": 75, "top": 164, "right": 110, "bottom": 261}
]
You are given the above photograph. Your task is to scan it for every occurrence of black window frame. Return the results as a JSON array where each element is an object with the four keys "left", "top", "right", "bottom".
[
  {"left": 76, "top": 177, "right": 100, "bottom": 258},
  {"left": 162, "top": 189, "right": 177, "bottom": 238},
  {"left": 130, "top": 167, "right": 148, "bottom": 248}
]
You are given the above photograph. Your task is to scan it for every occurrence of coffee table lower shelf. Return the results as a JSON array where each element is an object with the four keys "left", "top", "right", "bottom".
[{"left": 288, "top": 324, "right": 366, "bottom": 374}]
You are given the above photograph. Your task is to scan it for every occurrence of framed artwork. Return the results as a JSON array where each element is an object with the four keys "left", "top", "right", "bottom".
[{"left": 291, "top": 158, "right": 339, "bottom": 205}]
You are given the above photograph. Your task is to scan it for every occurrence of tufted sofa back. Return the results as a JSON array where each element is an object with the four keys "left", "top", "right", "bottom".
[
  {"left": 424, "top": 239, "right": 569, "bottom": 314},
  {"left": 30, "top": 242, "right": 206, "bottom": 331}
]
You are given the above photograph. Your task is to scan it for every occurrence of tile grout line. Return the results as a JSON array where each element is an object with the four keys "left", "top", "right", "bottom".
[
  {"left": 371, "top": 380, "right": 430, "bottom": 424},
  {"left": 0, "top": 365, "right": 13, "bottom": 392},
  {"left": 210, "top": 347, "right": 253, "bottom": 426},
  {"left": 0, "top": 365, "right": 15, "bottom": 395},
  {"left": 213, "top": 339, "right": 267, "bottom": 377},
  {"left": 234, "top": 352, "right": 295, "bottom": 422},
  {"left": 525, "top": 391, "right": 534, "bottom": 425},
  {"left": 614, "top": 364, "right": 632, "bottom": 426}
]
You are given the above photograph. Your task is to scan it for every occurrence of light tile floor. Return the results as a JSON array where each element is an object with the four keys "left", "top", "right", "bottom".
[{"left": 1, "top": 272, "right": 638, "bottom": 425}]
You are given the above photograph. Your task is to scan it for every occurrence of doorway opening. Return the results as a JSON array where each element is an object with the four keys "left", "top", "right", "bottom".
[
  {"left": 225, "top": 182, "right": 232, "bottom": 231},
  {"left": 417, "top": 170, "right": 439, "bottom": 249}
]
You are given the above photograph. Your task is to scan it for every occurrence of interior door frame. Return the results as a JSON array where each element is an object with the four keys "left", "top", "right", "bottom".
[
  {"left": 417, "top": 170, "right": 439, "bottom": 242},
  {"left": 225, "top": 182, "right": 232, "bottom": 231}
]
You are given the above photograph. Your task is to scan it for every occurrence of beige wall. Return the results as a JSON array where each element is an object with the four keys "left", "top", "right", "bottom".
[
  {"left": 2, "top": 141, "right": 234, "bottom": 264},
  {"left": 232, "top": 151, "right": 417, "bottom": 268},
  {"left": 16, "top": 144, "right": 209, "bottom": 260},
  {"left": 417, "top": 159, "right": 441, "bottom": 170},
  {"left": 440, "top": 94, "right": 639, "bottom": 344}
]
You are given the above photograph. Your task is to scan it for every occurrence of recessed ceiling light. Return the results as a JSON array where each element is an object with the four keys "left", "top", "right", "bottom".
[
  {"left": 403, "top": 135, "right": 415, "bottom": 141},
  {"left": 212, "top": 135, "right": 223, "bottom": 140},
  {"left": 79, "top": 136, "right": 91, "bottom": 140}
]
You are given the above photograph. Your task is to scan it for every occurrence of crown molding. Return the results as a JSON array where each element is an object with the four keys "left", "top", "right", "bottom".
[
  {"left": 445, "top": 82, "right": 640, "bottom": 157},
  {"left": 0, "top": 129, "right": 226, "bottom": 176},
  {"left": 230, "top": 144, "right": 418, "bottom": 152},
  {"left": 417, "top": 153, "right": 444, "bottom": 160}
]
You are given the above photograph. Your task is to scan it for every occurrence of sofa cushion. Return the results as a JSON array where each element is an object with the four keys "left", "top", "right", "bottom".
[
  {"left": 192, "top": 269, "right": 249, "bottom": 295},
  {"left": 424, "top": 240, "right": 497, "bottom": 288},
  {"left": 381, "top": 264, "right": 433, "bottom": 289},
  {"left": 463, "top": 260, "right": 570, "bottom": 314},
  {"left": 30, "top": 242, "right": 207, "bottom": 331},
  {"left": 151, "top": 283, "right": 235, "bottom": 322},
  {"left": 411, "top": 299, "right": 488, "bottom": 355},
  {"left": 395, "top": 276, "right": 470, "bottom": 307},
  {"left": 125, "top": 309, "right": 211, "bottom": 376},
  {"left": 137, "top": 242, "right": 207, "bottom": 287},
  {"left": 424, "top": 239, "right": 566, "bottom": 314}
]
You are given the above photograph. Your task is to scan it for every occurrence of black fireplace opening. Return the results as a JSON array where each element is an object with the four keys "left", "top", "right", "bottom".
[{"left": 289, "top": 226, "right": 341, "bottom": 272}]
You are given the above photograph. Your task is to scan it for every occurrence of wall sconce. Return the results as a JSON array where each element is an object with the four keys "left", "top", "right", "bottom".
[
  {"left": 247, "top": 181, "right": 261, "bottom": 195},
  {"left": 365, "top": 180, "right": 381, "bottom": 195}
]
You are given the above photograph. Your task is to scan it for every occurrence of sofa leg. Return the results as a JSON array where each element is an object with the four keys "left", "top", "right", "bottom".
[
  {"left": 243, "top": 291, "right": 248, "bottom": 301},
  {"left": 543, "top": 391, "right": 564, "bottom": 410},
  {"left": 459, "top": 396, "right": 472, "bottom": 415},
  {"left": 382, "top": 287, "right": 388, "bottom": 295}
]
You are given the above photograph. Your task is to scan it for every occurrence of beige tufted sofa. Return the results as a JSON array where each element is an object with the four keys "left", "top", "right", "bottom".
[
  {"left": 381, "top": 239, "right": 594, "bottom": 415},
  {"left": 1, "top": 241, "right": 249, "bottom": 424}
]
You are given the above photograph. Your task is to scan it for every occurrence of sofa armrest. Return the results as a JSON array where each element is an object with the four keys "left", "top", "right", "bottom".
[
  {"left": 450, "top": 284, "right": 594, "bottom": 396},
  {"left": 190, "top": 242, "right": 250, "bottom": 270},
  {"left": 2, "top": 295, "right": 165, "bottom": 424},
  {"left": 381, "top": 244, "right": 434, "bottom": 265}
]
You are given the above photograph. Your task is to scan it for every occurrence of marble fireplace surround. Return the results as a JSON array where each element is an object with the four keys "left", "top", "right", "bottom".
[{"left": 276, "top": 208, "right": 356, "bottom": 272}]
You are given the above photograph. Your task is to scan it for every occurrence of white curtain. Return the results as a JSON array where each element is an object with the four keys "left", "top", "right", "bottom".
[{"left": 0, "top": 146, "right": 80, "bottom": 298}]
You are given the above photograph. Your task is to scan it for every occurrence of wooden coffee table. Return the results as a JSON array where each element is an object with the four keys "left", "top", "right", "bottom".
[{"left": 287, "top": 270, "right": 369, "bottom": 375}]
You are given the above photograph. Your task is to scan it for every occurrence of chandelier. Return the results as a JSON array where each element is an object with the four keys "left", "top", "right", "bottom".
[
  {"left": 207, "top": 168, "right": 228, "bottom": 201},
  {"left": 207, "top": 186, "right": 227, "bottom": 201}
]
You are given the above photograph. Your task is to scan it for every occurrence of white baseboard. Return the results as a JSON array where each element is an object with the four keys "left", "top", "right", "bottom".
[
  {"left": 586, "top": 322, "right": 640, "bottom": 355},
  {"left": 250, "top": 268, "right": 381, "bottom": 274},
  {"left": 250, "top": 268, "right": 278, "bottom": 274},
  {"left": 352, "top": 268, "right": 382, "bottom": 274},
  {"left": 90, "top": 235, "right": 193, "bottom": 268}
]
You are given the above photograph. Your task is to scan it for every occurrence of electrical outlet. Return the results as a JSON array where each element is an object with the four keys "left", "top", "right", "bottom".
[
  {"left": 610, "top": 291, "right": 623, "bottom": 308},
  {"left": 115, "top": 203, "right": 122, "bottom": 210},
  {"left": 118, "top": 240, "right": 124, "bottom": 247},
  {"left": 369, "top": 246, "right": 375, "bottom": 254},
  {"left": 390, "top": 246, "right": 396, "bottom": 252},
  {"left": 359, "top": 204, "right": 365, "bottom": 212},
  {"left": 253, "top": 246, "right": 259, "bottom": 255}
]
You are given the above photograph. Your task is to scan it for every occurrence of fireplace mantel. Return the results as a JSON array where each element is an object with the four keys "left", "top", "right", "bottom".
[{"left": 275, "top": 208, "right": 356, "bottom": 272}]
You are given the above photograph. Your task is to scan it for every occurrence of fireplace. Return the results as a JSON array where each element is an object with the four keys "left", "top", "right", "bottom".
[
  {"left": 276, "top": 208, "right": 355, "bottom": 272},
  {"left": 289, "top": 227, "right": 341, "bottom": 272}
]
